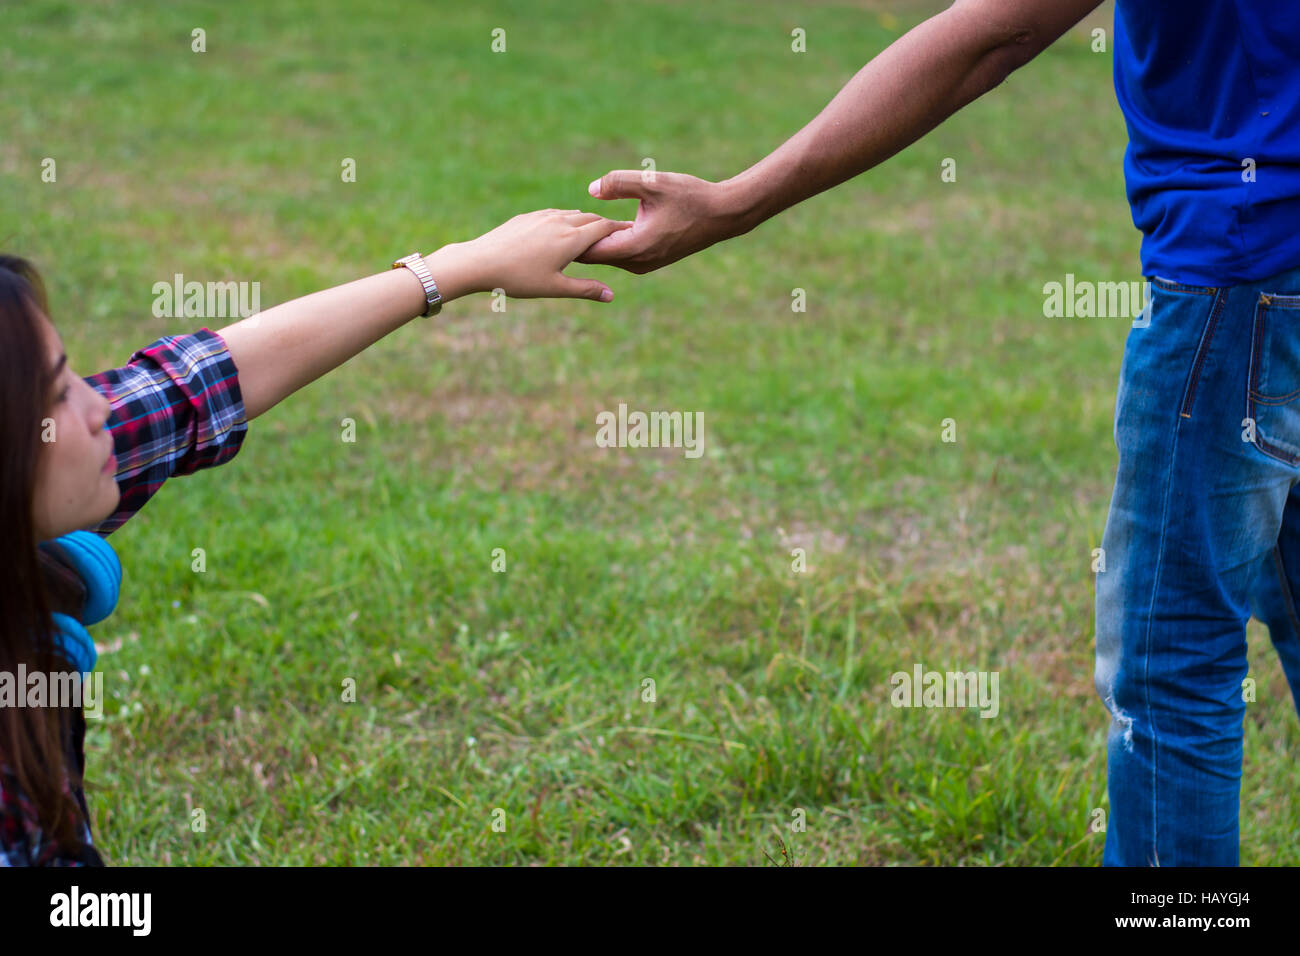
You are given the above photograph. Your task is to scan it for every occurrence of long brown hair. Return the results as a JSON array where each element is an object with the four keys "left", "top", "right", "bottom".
[{"left": 0, "top": 254, "right": 87, "bottom": 853}]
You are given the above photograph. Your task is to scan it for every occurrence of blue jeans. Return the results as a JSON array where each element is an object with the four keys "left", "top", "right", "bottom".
[{"left": 1095, "top": 262, "right": 1300, "bottom": 866}]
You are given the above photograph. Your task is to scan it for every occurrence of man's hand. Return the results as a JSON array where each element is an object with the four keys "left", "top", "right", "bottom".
[
  {"left": 577, "top": 0, "right": 1104, "bottom": 276},
  {"left": 576, "top": 170, "right": 749, "bottom": 274}
]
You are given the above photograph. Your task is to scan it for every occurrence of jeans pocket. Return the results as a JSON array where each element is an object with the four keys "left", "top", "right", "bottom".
[
  {"left": 1140, "top": 278, "right": 1225, "bottom": 420},
  {"left": 1248, "top": 292, "right": 1300, "bottom": 464}
]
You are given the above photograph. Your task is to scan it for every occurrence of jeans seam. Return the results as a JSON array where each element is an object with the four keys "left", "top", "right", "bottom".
[
  {"left": 1137, "top": 403, "right": 1187, "bottom": 867},
  {"left": 1131, "top": 285, "right": 1219, "bottom": 864},
  {"left": 1133, "top": 286, "right": 1225, "bottom": 862}
]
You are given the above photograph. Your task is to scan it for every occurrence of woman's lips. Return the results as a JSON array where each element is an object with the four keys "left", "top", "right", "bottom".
[{"left": 102, "top": 452, "right": 116, "bottom": 474}]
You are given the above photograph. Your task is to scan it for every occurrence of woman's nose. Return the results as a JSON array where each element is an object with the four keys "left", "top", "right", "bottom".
[{"left": 90, "top": 385, "right": 112, "bottom": 431}]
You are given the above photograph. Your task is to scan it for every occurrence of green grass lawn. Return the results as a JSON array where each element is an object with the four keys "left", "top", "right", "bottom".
[{"left": 5, "top": 0, "right": 1298, "bottom": 865}]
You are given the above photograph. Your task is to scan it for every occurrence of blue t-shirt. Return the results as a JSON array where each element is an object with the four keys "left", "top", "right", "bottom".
[{"left": 1114, "top": 1, "right": 1300, "bottom": 286}]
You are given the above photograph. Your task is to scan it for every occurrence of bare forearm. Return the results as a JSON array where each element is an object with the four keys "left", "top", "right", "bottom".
[
  {"left": 720, "top": 3, "right": 1076, "bottom": 230},
  {"left": 217, "top": 246, "right": 475, "bottom": 421},
  {"left": 214, "top": 209, "right": 628, "bottom": 420},
  {"left": 580, "top": 0, "right": 1102, "bottom": 272}
]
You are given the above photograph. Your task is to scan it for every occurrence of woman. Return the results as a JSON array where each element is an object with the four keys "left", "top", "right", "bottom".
[{"left": 0, "top": 209, "right": 631, "bottom": 866}]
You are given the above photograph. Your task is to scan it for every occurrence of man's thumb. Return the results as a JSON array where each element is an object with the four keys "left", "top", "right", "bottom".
[{"left": 588, "top": 170, "right": 649, "bottom": 201}]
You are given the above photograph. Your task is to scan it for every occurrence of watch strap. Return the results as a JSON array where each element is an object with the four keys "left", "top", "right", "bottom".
[{"left": 392, "top": 252, "right": 442, "bottom": 317}]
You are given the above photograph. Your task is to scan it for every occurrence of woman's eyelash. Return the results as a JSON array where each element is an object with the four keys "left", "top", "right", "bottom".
[{"left": 57, "top": 386, "right": 70, "bottom": 403}]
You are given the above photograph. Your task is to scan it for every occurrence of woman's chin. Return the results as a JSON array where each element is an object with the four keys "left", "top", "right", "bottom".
[{"left": 90, "top": 477, "right": 121, "bottom": 526}]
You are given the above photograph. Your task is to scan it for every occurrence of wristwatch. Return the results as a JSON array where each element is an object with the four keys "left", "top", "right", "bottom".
[{"left": 392, "top": 252, "right": 442, "bottom": 317}]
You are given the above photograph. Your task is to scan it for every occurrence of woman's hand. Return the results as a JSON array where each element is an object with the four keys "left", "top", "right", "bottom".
[{"left": 428, "top": 209, "right": 633, "bottom": 303}]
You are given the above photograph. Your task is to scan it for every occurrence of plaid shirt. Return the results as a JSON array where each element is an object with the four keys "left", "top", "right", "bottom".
[
  {"left": 88, "top": 328, "right": 248, "bottom": 536},
  {"left": 1, "top": 329, "right": 247, "bottom": 867}
]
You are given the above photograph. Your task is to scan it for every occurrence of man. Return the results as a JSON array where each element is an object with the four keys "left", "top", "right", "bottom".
[{"left": 579, "top": 0, "right": 1300, "bottom": 866}]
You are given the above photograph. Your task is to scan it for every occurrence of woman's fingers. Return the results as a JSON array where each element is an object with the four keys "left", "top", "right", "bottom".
[
  {"left": 560, "top": 211, "right": 618, "bottom": 232},
  {"left": 543, "top": 218, "right": 633, "bottom": 301},
  {"left": 474, "top": 209, "right": 630, "bottom": 301},
  {"left": 573, "top": 216, "right": 634, "bottom": 247}
]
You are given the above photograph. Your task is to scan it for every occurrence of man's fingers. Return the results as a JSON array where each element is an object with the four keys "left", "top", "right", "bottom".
[
  {"left": 572, "top": 218, "right": 638, "bottom": 264},
  {"left": 575, "top": 224, "right": 643, "bottom": 265},
  {"left": 588, "top": 170, "right": 654, "bottom": 201}
]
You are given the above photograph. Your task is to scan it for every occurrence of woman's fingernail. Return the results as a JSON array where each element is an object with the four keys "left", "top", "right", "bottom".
[
  {"left": 588, "top": 179, "right": 601, "bottom": 197},
  {"left": 600, "top": 289, "right": 613, "bottom": 302}
]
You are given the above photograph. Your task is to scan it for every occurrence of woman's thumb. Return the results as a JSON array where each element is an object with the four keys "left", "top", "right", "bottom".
[{"left": 562, "top": 277, "right": 614, "bottom": 302}]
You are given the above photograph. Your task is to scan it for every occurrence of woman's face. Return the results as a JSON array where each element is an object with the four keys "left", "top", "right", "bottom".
[{"left": 30, "top": 310, "right": 120, "bottom": 541}]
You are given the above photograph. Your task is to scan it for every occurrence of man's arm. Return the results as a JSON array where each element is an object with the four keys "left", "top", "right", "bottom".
[{"left": 579, "top": 0, "right": 1105, "bottom": 274}]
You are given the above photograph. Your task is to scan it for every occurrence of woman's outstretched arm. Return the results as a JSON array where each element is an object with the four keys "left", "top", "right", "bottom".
[{"left": 218, "top": 209, "right": 629, "bottom": 421}]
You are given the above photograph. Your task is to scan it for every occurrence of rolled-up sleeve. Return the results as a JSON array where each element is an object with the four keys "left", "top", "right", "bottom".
[{"left": 85, "top": 328, "right": 248, "bottom": 536}]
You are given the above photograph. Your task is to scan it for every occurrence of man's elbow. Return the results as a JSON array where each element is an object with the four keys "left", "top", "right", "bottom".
[
  {"left": 986, "top": 29, "right": 1042, "bottom": 87},
  {"left": 949, "top": 0, "right": 1102, "bottom": 87}
]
